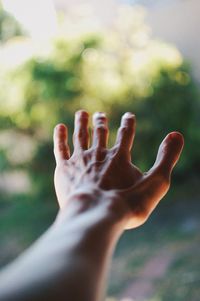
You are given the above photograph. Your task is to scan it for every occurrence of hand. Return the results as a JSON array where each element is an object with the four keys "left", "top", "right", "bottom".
[{"left": 53, "top": 110, "right": 184, "bottom": 229}]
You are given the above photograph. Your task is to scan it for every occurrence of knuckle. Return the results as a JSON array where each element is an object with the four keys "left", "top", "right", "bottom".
[
  {"left": 120, "top": 126, "right": 132, "bottom": 134},
  {"left": 126, "top": 126, "right": 134, "bottom": 134},
  {"left": 118, "top": 127, "right": 133, "bottom": 143},
  {"left": 96, "top": 125, "right": 108, "bottom": 133},
  {"left": 162, "top": 177, "right": 170, "bottom": 192},
  {"left": 119, "top": 126, "right": 127, "bottom": 135},
  {"left": 133, "top": 203, "right": 149, "bottom": 223},
  {"left": 74, "top": 130, "right": 88, "bottom": 140},
  {"left": 157, "top": 169, "right": 171, "bottom": 188},
  {"left": 78, "top": 132, "right": 84, "bottom": 139},
  {"left": 94, "top": 146, "right": 102, "bottom": 154},
  {"left": 93, "top": 147, "right": 107, "bottom": 160},
  {"left": 58, "top": 142, "right": 66, "bottom": 152},
  {"left": 110, "top": 145, "right": 119, "bottom": 155},
  {"left": 96, "top": 116, "right": 107, "bottom": 123},
  {"left": 151, "top": 169, "right": 171, "bottom": 194}
]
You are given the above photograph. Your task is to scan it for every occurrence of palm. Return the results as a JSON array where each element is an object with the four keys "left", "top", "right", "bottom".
[
  {"left": 54, "top": 151, "right": 142, "bottom": 205},
  {"left": 97, "top": 154, "right": 143, "bottom": 190},
  {"left": 54, "top": 110, "right": 184, "bottom": 229}
]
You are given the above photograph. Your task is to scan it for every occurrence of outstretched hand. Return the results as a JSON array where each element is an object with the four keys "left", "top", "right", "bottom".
[{"left": 54, "top": 110, "right": 184, "bottom": 229}]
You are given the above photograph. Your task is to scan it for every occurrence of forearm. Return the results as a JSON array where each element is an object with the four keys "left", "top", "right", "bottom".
[
  {"left": 0, "top": 194, "right": 124, "bottom": 301},
  {"left": 0, "top": 109, "right": 184, "bottom": 301}
]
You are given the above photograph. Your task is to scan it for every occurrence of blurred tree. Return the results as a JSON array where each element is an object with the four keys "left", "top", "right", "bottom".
[
  {"left": 0, "top": 1, "right": 24, "bottom": 43},
  {"left": 132, "top": 65, "right": 200, "bottom": 173},
  {"left": 0, "top": 6, "right": 199, "bottom": 200}
]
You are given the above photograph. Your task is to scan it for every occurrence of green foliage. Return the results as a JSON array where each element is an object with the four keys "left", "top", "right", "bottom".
[
  {"left": 0, "top": 10, "right": 200, "bottom": 200},
  {"left": 0, "top": 9, "right": 200, "bottom": 300},
  {"left": 0, "top": 2, "right": 24, "bottom": 43},
  {"left": 133, "top": 65, "right": 200, "bottom": 173}
]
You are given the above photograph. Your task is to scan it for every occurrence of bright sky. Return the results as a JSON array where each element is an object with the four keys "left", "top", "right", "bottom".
[
  {"left": 1, "top": 0, "right": 175, "bottom": 38},
  {"left": 1, "top": 0, "right": 122, "bottom": 38},
  {"left": 2, "top": 0, "right": 58, "bottom": 38}
]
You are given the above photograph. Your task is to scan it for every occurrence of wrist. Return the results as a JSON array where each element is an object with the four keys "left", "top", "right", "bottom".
[
  {"left": 55, "top": 189, "right": 128, "bottom": 233},
  {"left": 40, "top": 192, "right": 125, "bottom": 284}
]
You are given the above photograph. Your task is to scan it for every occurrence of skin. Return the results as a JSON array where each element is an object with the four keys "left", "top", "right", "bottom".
[
  {"left": 0, "top": 110, "right": 184, "bottom": 301},
  {"left": 54, "top": 110, "right": 184, "bottom": 229}
]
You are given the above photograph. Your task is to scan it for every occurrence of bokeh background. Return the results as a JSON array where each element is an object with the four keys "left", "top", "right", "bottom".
[{"left": 0, "top": 0, "right": 200, "bottom": 300}]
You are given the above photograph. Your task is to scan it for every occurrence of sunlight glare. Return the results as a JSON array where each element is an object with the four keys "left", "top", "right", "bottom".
[{"left": 2, "top": 0, "right": 58, "bottom": 38}]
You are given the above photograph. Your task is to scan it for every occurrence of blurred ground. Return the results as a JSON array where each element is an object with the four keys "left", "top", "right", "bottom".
[
  {"left": 1, "top": 178, "right": 200, "bottom": 301},
  {"left": 107, "top": 178, "right": 200, "bottom": 301},
  {"left": 0, "top": 2, "right": 200, "bottom": 301}
]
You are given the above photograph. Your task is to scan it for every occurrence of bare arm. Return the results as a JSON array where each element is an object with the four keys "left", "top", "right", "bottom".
[{"left": 0, "top": 111, "right": 184, "bottom": 301}]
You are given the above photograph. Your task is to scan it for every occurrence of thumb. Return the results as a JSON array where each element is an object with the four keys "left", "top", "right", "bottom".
[
  {"left": 121, "top": 132, "right": 184, "bottom": 229},
  {"left": 151, "top": 132, "right": 184, "bottom": 178}
]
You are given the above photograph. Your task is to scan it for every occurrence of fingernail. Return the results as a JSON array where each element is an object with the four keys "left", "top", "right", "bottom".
[
  {"left": 57, "top": 124, "right": 66, "bottom": 132},
  {"left": 169, "top": 132, "right": 177, "bottom": 139},
  {"left": 94, "top": 112, "right": 106, "bottom": 117},
  {"left": 76, "top": 110, "right": 89, "bottom": 118},
  {"left": 168, "top": 133, "right": 184, "bottom": 151},
  {"left": 168, "top": 132, "right": 183, "bottom": 141},
  {"left": 93, "top": 112, "right": 107, "bottom": 123},
  {"left": 123, "top": 112, "right": 135, "bottom": 119}
]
